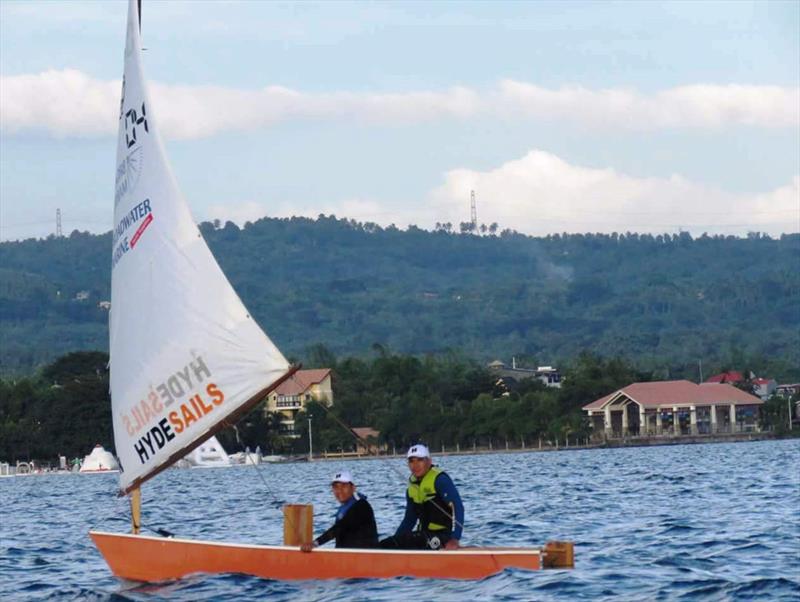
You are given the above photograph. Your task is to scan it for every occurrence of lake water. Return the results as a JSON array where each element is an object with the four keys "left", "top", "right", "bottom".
[{"left": 1, "top": 439, "right": 799, "bottom": 601}]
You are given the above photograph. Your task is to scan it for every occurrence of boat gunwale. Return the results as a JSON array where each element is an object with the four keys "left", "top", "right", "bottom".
[{"left": 89, "top": 530, "right": 543, "bottom": 556}]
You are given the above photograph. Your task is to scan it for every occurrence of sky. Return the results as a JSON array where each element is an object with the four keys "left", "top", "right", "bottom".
[{"left": 1, "top": 0, "right": 798, "bottom": 241}]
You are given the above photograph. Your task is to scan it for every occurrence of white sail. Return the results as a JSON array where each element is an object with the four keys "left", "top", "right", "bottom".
[{"left": 111, "top": 0, "right": 292, "bottom": 494}]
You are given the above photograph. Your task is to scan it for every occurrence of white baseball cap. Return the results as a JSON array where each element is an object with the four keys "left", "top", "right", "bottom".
[
  {"left": 406, "top": 444, "right": 430, "bottom": 459},
  {"left": 331, "top": 470, "right": 354, "bottom": 484}
]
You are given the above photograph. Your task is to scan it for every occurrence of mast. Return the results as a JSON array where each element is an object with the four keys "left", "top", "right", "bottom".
[
  {"left": 130, "top": 487, "right": 141, "bottom": 534},
  {"left": 129, "top": 0, "right": 143, "bottom": 536}
]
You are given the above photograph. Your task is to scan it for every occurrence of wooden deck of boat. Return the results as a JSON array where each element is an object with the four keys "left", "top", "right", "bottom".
[{"left": 89, "top": 531, "right": 559, "bottom": 581}]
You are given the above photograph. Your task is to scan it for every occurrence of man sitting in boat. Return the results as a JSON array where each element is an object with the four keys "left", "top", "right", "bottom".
[
  {"left": 380, "top": 444, "right": 464, "bottom": 550},
  {"left": 300, "top": 470, "right": 378, "bottom": 551}
]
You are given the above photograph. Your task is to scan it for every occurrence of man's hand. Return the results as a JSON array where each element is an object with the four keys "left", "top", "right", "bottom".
[
  {"left": 444, "top": 538, "right": 460, "bottom": 551},
  {"left": 300, "top": 542, "right": 317, "bottom": 553}
]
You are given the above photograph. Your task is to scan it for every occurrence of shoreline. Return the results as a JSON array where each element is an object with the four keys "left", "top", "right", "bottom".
[
  {"left": 314, "top": 431, "right": 798, "bottom": 462},
  {"left": 3, "top": 432, "right": 796, "bottom": 471}
]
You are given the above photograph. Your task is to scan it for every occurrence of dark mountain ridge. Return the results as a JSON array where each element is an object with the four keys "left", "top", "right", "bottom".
[{"left": 1, "top": 217, "right": 798, "bottom": 378}]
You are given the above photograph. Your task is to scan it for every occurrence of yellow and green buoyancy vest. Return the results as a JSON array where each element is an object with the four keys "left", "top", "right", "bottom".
[{"left": 407, "top": 466, "right": 454, "bottom": 532}]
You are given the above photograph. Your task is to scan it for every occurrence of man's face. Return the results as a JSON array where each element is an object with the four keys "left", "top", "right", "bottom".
[
  {"left": 331, "top": 482, "right": 355, "bottom": 503},
  {"left": 408, "top": 456, "right": 432, "bottom": 479}
]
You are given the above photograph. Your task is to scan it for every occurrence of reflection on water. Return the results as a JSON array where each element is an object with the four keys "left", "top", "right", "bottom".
[{"left": 1, "top": 439, "right": 798, "bottom": 601}]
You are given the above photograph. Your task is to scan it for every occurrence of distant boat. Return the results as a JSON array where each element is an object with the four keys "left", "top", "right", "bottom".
[
  {"left": 90, "top": 0, "right": 573, "bottom": 581},
  {"left": 259, "top": 454, "right": 287, "bottom": 463},
  {"left": 79, "top": 445, "right": 120, "bottom": 473},
  {"left": 229, "top": 449, "right": 263, "bottom": 465}
]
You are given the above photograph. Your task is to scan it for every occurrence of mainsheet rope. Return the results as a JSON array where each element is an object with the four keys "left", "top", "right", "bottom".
[{"left": 122, "top": 421, "right": 297, "bottom": 540}]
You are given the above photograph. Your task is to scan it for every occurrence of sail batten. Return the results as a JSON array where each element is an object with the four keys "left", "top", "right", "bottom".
[{"left": 112, "top": 0, "right": 291, "bottom": 494}]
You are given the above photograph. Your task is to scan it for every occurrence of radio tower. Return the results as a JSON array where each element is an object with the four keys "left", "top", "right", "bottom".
[
  {"left": 56, "top": 208, "right": 63, "bottom": 237},
  {"left": 470, "top": 190, "right": 477, "bottom": 232}
]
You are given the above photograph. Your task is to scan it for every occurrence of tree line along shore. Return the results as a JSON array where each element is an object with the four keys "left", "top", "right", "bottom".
[{"left": 1, "top": 347, "right": 796, "bottom": 466}]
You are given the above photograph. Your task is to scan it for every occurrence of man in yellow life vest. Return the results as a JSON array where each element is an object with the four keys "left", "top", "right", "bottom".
[{"left": 379, "top": 444, "right": 464, "bottom": 550}]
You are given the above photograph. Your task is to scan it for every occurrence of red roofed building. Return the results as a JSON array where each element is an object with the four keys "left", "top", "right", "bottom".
[
  {"left": 705, "top": 371, "right": 745, "bottom": 384},
  {"left": 266, "top": 369, "right": 333, "bottom": 437},
  {"left": 583, "top": 380, "right": 763, "bottom": 439}
]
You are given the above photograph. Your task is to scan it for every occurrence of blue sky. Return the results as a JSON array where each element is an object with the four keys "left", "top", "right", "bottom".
[{"left": 1, "top": 0, "right": 798, "bottom": 240}]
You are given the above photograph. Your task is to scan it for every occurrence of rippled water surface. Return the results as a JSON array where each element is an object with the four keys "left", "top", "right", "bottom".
[{"left": 1, "top": 439, "right": 799, "bottom": 601}]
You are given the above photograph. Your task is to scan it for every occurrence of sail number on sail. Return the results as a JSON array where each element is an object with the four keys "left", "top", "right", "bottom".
[{"left": 122, "top": 355, "right": 227, "bottom": 464}]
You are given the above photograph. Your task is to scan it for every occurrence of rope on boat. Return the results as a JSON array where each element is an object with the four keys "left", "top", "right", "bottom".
[
  {"left": 115, "top": 421, "right": 297, "bottom": 540},
  {"left": 228, "top": 422, "right": 305, "bottom": 540},
  {"left": 230, "top": 424, "right": 286, "bottom": 509}
]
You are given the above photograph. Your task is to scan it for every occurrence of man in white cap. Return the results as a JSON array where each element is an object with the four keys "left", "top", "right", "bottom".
[
  {"left": 379, "top": 443, "right": 464, "bottom": 550},
  {"left": 300, "top": 470, "right": 378, "bottom": 551}
]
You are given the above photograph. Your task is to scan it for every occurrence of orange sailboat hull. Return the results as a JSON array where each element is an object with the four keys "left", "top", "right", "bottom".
[{"left": 89, "top": 531, "right": 547, "bottom": 581}]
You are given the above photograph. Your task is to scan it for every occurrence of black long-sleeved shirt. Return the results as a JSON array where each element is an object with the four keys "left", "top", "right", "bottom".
[{"left": 314, "top": 495, "right": 379, "bottom": 549}]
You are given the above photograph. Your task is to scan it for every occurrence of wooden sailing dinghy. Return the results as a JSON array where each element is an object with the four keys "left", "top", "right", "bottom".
[
  {"left": 91, "top": 532, "right": 574, "bottom": 581},
  {"left": 90, "top": 0, "right": 573, "bottom": 581}
]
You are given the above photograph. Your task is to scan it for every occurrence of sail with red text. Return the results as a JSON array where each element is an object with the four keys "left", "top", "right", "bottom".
[{"left": 111, "top": 0, "right": 293, "bottom": 494}]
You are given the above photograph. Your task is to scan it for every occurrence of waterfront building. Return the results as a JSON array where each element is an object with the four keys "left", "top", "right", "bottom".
[
  {"left": 583, "top": 380, "right": 764, "bottom": 439},
  {"left": 351, "top": 427, "right": 387, "bottom": 454},
  {"left": 265, "top": 369, "right": 333, "bottom": 437}
]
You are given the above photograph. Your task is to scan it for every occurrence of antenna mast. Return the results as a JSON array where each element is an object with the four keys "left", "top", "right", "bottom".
[
  {"left": 56, "top": 208, "right": 63, "bottom": 237},
  {"left": 470, "top": 190, "right": 477, "bottom": 232}
]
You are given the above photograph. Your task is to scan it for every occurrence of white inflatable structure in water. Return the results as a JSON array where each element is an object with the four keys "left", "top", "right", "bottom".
[
  {"left": 80, "top": 445, "right": 120, "bottom": 473},
  {"left": 181, "top": 436, "right": 231, "bottom": 467}
]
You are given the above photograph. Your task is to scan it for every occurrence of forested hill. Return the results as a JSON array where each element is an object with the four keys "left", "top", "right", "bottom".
[{"left": 1, "top": 217, "right": 798, "bottom": 378}]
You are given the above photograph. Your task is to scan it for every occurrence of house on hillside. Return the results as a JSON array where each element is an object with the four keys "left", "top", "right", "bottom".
[
  {"left": 705, "top": 371, "right": 777, "bottom": 401},
  {"left": 752, "top": 378, "right": 777, "bottom": 400},
  {"left": 265, "top": 369, "right": 333, "bottom": 437},
  {"left": 583, "top": 380, "right": 763, "bottom": 439},
  {"left": 776, "top": 383, "right": 800, "bottom": 399},
  {"left": 705, "top": 371, "right": 745, "bottom": 385},
  {"left": 488, "top": 359, "right": 562, "bottom": 390}
]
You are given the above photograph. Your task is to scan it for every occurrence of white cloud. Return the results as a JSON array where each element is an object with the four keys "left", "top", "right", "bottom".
[
  {"left": 498, "top": 81, "right": 800, "bottom": 129},
  {"left": 2, "top": 69, "right": 797, "bottom": 139},
  {"left": 0, "top": 69, "right": 119, "bottom": 137},
  {"left": 429, "top": 150, "right": 800, "bottom": 236},
  {"left": 201, "top": 151, "right": 798, "bottom": 237}
]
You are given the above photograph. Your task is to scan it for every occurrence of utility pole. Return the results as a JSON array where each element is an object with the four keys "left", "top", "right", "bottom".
[
  {"left": 698, "top": 359, "right": 703, "bottom": 383},
  {"left": 308, "top": 417, "right": 313, "bottom": 461}
]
